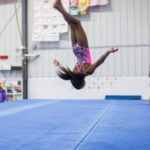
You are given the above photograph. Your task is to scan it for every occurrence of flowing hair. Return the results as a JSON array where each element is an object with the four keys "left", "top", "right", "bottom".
[{"left": 57, "top": 68, "right": 86, "bottom": 90}]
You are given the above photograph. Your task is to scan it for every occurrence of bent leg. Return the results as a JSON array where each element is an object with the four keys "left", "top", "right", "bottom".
[
  {"left": 74, "top": 23, "right": 88, "bottom": 48},
  {"left": 53, "top": 0, "right": 89, "bottom": 47},
  {"left": 70, "top": 25, "right": 77, "bottom": 46}
]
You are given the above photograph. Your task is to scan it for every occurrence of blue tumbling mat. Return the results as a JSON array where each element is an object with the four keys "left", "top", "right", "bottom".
[{"left": 0, "top": 100, "right": 150, "bottom": 150}]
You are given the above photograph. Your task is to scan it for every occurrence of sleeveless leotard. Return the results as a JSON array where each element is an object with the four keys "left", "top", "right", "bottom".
[{"left": 72, "top": 43, "right": 92, "bottom": 72}]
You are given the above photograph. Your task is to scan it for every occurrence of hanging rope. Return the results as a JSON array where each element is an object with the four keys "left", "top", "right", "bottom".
[
  {"left": 0, "top": 3, "right": 21, "bottom": 38},
  {"left": 13, "top": 0, "right": 24, "bottom": 47}
]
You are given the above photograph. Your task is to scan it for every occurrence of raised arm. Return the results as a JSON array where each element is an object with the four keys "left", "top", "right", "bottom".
[
  {"left": 53, "top": 59, "right": 67, "bottom": 72},
  {"left": 86, "top": 48, "right": 119, "bottom": 75}
]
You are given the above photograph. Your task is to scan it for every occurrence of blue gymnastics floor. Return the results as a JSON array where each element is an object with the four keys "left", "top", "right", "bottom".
[{"left": 0, "top": 100, "right": 150, "bottom": 150}]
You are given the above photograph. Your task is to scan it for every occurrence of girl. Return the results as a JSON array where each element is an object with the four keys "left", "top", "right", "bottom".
[{"left": 53, "top": 0, "right": 118, "bottom": 89}]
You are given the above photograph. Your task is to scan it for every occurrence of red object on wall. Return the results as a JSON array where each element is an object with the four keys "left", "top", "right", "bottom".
[{"left": 0, "top": 56, "right": 8, "bottom": 59}]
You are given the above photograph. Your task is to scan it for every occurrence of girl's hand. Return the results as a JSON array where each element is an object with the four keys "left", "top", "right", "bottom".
[
  {"left": 108, "top": 48, "right": 119, "bottom": 53},
  {"left": 53, "top": 59, "right": 60, "bottom": 66}
]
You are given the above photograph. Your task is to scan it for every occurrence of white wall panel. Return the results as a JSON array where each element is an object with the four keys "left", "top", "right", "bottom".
[
  {"left": 120, "top": 0, "right": 128, "bottom": 46},
  {"left": 127, "top": 0, "right": 135, "bottom": 45},
  {"left": 113, "top": 0, "right": 121, "bottom": 46},
  {"left": 99, "top": 13, "right": 108, "bottom": 47},
  {"left": 99, "top": 48, "right": 108, "bottom": 76},
  {"left": 128, "top": 47, "right": 136, "bottom": 76},
  {"left": 28, "top": 77, "right": 150, "bottom": 100},
  {"left": 136, "top": 47, "right": 142, "bottom": 76},
  {"left": 141, "top": 0, "right": 149, "bottom": 44},
  {"left": 0, "top": 1, "right": 22, "bottom": 78},
  {"left": 134, "top": 0, "right": 142, "bottom": 45}
]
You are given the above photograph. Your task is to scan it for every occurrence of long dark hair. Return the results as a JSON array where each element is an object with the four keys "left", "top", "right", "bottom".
[{"left": 57, "top": 68, "right": 86, "bottom": 90}]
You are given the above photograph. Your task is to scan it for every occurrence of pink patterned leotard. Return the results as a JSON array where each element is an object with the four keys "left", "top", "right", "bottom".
[{"left": 73, "top": 43, "right": 92, "bottom": 72}]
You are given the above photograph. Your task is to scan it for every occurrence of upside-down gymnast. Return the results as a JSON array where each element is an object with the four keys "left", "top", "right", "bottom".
[{"left": 53, "top": 0, "right": 119, "bottom": 89}]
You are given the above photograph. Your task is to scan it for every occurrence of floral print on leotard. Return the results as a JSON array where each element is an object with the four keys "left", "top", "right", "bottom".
[{"left": 72, "top": 43, "right": 92, "bottom": 72}]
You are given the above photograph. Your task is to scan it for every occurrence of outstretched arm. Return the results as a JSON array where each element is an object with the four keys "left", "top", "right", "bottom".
[
  {"left": 86, "top": 48, "right": 119, "bottom": 75},
  {"left": 53, "top": 59, "right": 67, "bottom": 72}
]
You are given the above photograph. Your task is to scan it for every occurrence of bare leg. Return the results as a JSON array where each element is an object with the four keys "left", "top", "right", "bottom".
[
  {"left": 53, "top": 0, "right": 89, "bottom": 47},
  {"left": 70, "top": 25, "right": 77, "bottom": 45}
]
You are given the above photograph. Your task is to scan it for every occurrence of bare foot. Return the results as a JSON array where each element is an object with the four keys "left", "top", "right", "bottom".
[{"left": 53, "top": 0, "right": 62, "bottom": 9}]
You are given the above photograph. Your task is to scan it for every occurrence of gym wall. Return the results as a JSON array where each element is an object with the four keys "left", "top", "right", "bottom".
[
  {"left": 28, "top": 0, "right": 150, "bottom": 78},
  {"left": 27, "top": 0, "right": 150, "bottom": 99},
  {"left": 0, "top": 0, "right": 22, "bottom": 79}
]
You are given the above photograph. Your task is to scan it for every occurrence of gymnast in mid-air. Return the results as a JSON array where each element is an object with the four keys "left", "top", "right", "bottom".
[{"left": 53, "top": 0, "right": 119, "bottom": 89}]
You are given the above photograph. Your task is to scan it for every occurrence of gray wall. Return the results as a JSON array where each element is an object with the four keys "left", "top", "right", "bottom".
[
  {"left": 28, "top": 0, "right": 149, "bottom": 78},
  {"left": 0, "top": 0, "right": 22, "bottom": 78}
]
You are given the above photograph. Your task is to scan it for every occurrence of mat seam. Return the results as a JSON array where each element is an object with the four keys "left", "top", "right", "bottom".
[{"left": 73, "top": 104, "right": 112, "bottom": 150}]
